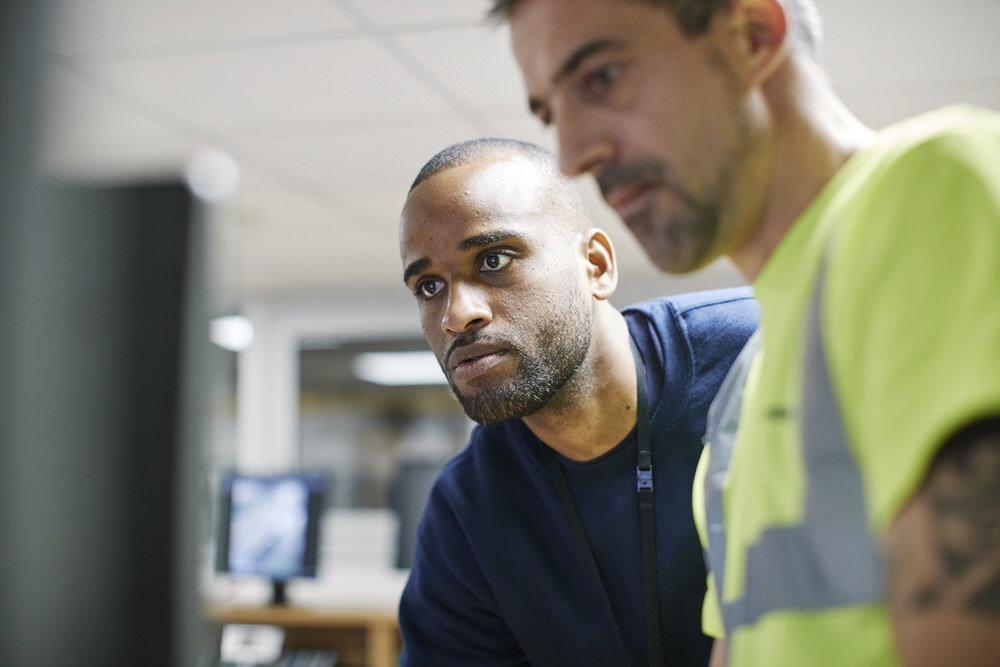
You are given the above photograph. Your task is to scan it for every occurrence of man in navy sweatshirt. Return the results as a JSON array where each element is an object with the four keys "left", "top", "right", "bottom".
[{"left": 397, "top": 137, "right": 757, "bottom": 666}]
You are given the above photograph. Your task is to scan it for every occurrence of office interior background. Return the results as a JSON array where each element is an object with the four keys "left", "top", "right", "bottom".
[{"left": 4, "top": 0, "right": 999, "bottom": 664}]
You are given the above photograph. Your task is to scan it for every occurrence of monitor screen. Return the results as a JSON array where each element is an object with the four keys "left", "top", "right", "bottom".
[{"left": 216, "top": 472, "right": 327, "bottom": 592}]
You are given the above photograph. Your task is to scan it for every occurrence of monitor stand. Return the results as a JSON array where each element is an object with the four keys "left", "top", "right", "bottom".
[{"left": 270, "top": 579, "right": 289, "bottom": 606}]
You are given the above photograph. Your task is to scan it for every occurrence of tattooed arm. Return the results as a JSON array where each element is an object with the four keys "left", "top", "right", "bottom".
[{"left": 887, "top": 416, "right": 1000, "bottom": 666}]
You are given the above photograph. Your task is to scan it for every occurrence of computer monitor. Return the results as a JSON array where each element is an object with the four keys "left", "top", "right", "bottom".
[
  {"left": 215, "top": 472, "right": 328, "bottom": 605},
  {"left": 0, "top": 174, "right": 211, "bottom": 666}
]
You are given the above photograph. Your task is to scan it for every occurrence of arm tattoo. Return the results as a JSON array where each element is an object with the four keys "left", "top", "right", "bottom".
[{"left": 887, "top": 417, "right": 1000, "bottom": 616}]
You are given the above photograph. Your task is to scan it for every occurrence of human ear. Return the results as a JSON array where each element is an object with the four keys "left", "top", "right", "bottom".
[
  {"left": 718, "top": 0, "right": 789, "bottom": 86},
  {"left": 746, "top": 0, "right": 788, "bottom": 81},
  {"left": 585, "top": 229, "right": 618, "bottom": 301}
]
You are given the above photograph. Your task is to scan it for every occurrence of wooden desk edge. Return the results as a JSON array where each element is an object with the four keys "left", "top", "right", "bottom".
[{"left": 203, "top": 601, "right": 399, "bottom": 629}]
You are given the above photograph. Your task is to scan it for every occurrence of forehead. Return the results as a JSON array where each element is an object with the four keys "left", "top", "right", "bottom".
[{"left": 509, "top": 0, "right": 677, "bottom": 89}]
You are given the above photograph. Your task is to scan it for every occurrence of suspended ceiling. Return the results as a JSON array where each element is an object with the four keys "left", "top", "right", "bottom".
[{"left": 38, "top": 0, "right": 1000, "bottom": 312}]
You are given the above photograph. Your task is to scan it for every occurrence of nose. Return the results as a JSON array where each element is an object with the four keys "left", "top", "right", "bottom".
[
  {"left": 556, "top": 106, "right": 615, "bottom": 178},
  {"left": 441, "top": 282, "right": 491, "bottom": 335}
]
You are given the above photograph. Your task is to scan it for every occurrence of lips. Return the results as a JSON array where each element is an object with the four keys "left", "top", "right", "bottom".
[
  {"left": 448, "top": 342, "right": 510, "bottom": 383},
  {"left": 601, "top": 181, "right": 653, "bottom": 220}
]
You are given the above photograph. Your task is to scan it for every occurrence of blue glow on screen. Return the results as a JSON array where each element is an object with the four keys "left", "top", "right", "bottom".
[{"left": 227, "top": 476, "right": 310, "bottom": 579}]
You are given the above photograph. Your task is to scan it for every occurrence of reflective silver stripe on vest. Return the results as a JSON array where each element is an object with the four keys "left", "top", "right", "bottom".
[{"left": 704, "top": 268, "right": 883, "bottom": 638}]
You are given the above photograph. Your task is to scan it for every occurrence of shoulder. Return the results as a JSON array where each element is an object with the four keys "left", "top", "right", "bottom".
[
  {"left": 866, "top": 105, "right": 1000, "bottom": 193},
  {"left": 882, "top": 104, "right": 1000, "bottom": 151},
  {"left": 623, "top": 287, "right": 759, "bottom": 353},
  {"left": 623, "top": 288, "right": 759, "bottom": 405},
  {"left": 623, "top": 286, "right": 757, "bottom": 321},
  {"left": 831, "top": 105, "right": 1000, "bottom": 294},
  {"left": 833, "top": 105, "right": 1000, "bottom": 270}
]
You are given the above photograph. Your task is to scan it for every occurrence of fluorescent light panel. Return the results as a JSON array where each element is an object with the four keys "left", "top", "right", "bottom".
[{"left": 352, "top": 350, "right": 447, "bottom": 386}]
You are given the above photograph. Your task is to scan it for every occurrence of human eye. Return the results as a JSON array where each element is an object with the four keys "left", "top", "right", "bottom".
[
  {"left": 414, "top": 278, "right": 445, "bottom": 300},
  {"left": 579, "top": 63, "right": 620, "bottom": 102},
  {"left": 479, "top": 251, "right": 513, "bottom": 273}
]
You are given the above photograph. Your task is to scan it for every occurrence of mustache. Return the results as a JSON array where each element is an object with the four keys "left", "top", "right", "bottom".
[
  {"left": 444, "top": 331, "right": 511, "bottom": 368},
  {"left": 597, "top": 157, "right": 704, "bottom": 214},
  {"left": 597, "top": 159, "right": 670, "bottom": 200}
]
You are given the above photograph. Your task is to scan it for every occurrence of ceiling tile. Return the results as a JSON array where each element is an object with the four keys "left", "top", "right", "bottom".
[
  {"left": 76, "top": 37, "right": 454, "bottom": 133},
  {"left": 234, "top": 117, "right": 482, "bottom": 193},
  {"left": 391, "top": 25, "right": 526, "bottom": 115},
  {"left": 227, "top": 220, "right": 406, "bottom": 297},
  {"left": 220, "top": 172, "right": 336, "bottom": 224},
  {"left": 50, "top": 0, "right": 360, "bottom": 56},
  {"left": 328, "top": 183, "right": 413, "bottom": 235},
  {"left": 344, "top": 0, "right": 488, "bottom": 29},
  {"left": 35, "top": 0, "right": 1000, "bottom": 306}
]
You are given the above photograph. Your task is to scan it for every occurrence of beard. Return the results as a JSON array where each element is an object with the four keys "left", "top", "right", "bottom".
[
  {"left": 446, "top": 296, "right": 593, "bottom": 426},
  {"left": 599, "top": 157, "right": 722, "bottom": 274}
]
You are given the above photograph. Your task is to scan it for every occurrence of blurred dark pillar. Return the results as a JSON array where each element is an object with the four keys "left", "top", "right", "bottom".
[
  {"left": 0, "top": 0, "right": 55, "bottom": 663},
  {"left": 0, "top": 4, "right": 208, "bottom": 665}
]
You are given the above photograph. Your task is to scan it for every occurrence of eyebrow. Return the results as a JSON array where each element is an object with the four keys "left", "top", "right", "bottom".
[
  {"left": 458, "top": 229, "right": 523, "bottom": 252},
  {"left": 402, "top": 229, "right": 525, "bottom": 285},
  {"left": 402, "top": 258, "right": 430, "bottom": 286},
  {"left": 528, "top": 38, "right": 626, "bottom": 116}
]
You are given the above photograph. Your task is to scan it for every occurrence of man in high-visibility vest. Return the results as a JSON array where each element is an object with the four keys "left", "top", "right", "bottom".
[{"left": 493, "top": 0, "right": 1000, "bottom": 664}]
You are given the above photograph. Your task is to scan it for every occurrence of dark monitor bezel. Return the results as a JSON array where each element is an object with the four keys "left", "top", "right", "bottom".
[{"left": 214, "top": 471, "right": 327, "bottom": 583}]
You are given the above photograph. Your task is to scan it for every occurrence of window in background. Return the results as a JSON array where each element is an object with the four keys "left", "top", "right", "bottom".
[{"left": 298, "top": 338, "right": 471, "bottom": 569}]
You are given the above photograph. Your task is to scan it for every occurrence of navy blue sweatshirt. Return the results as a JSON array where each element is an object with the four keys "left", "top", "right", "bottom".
[{"left": 398, "top": 288, "right": 759, "bottom": 666}]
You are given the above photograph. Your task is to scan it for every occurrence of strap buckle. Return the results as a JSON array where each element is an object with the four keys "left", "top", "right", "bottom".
[{"left": 636, "top": 466, "right": 653, "bottom": 493}]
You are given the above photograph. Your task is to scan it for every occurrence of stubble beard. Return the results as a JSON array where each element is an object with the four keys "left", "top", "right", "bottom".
[
  {"left": 601, "top": 92, "right": 759, "bottom": 275},
  {"left": 448, "top": 303, "right": 593, "bottom": 426},
  {"left": 627, "top": 183, "right": 721, "bottom": 274},
  {"left": 600, "top": 157, "right": 722, "bottom": 274}
]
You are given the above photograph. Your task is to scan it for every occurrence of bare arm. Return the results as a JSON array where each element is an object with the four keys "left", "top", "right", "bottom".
[
  {"left": 708, "top": 639, "right": 726, "bottom": 667},
  {"left": 886, "top": 416, "right": 1000, "bottom": 666}
]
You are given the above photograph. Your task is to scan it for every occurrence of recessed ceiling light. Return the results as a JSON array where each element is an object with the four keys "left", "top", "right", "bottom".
[{"left": 209, "top": 315, "right": 254, "bottom": 352}]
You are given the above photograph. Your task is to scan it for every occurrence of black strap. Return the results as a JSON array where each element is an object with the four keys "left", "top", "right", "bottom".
[
  {"left": 631, "top": 335, "right": 661, "bottom": 667},
  {"left": 542, "top": 335, "right": 661, "bottom": 666}
]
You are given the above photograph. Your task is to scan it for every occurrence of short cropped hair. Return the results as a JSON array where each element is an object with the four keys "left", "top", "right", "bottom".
[
  {"left": 410, "top": 138, "right": 556, "bottom": 191},
  {"left": 408, "top": 138, "right": 590, "bottom": 228},
  {"left": 488, "top": 0, "right": 822, "bottom": 58}
]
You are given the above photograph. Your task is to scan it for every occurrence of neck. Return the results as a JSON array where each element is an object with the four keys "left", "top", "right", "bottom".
[
  {"left": 730, "top": 55, "right": 876, "bottom": 281},
  {"left": 521, "top": 308, "right": 638, "bottom": 462}
]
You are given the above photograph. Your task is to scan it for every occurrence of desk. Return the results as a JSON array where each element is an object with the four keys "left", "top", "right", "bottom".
[
  {"left": 202, "top": 568, "right": 408, "bottom": 667},
  {"left": 204, "top": 602, "right": 400, "bottom": 667}
]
